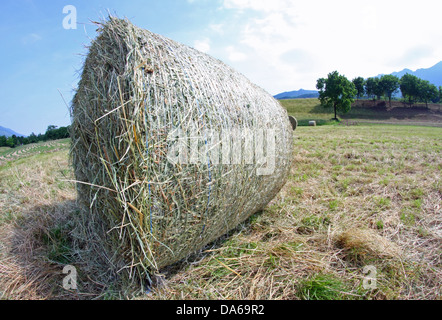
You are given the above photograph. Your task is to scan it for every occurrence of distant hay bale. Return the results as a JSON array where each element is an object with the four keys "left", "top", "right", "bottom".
[
  {"left": 309, "top": 121, "right": 316, "bottom": 126},
  {"left": 70, "top": 17, "right": 294, "bottom": 279},
  {"left": 288, "top": 116, "right": 297, "bottom": 130},
  {"left": 337, "top": 228, "right": 402, "bottom": 258}
]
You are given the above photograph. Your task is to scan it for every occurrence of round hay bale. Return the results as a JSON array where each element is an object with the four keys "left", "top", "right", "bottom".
[
  {"left": 71, "top": 17, "right": 294, "bottom": 277},
  {"left": 288, "top": 115, "right": 297, "bottom": 130},
  {"left": 309, "top": 121, "right": 316, "bottom": 126}
]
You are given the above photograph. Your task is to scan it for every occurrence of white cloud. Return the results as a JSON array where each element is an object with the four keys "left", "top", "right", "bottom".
[
  {"left": 209, "top": 23, "right": 224, "bottom": 35},
  {"left": 226, "top": 46, "right": 247, "bottom": 62},
  {"left": 223, "top": 0, "right": 292, "bottom": 12},
  {"left": 219, "top": 0, "right": 442, "bottom": 94},
  {"left": 194, "top": 38, "right": 211, "bottom": 53}
]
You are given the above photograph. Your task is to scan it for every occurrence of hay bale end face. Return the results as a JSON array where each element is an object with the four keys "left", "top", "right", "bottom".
[
  {"left": 288, "top": 116, "right": 297, "bottom": 131},
  {"left": 71, "top": 17, "right": 294, "bottom": 277}
]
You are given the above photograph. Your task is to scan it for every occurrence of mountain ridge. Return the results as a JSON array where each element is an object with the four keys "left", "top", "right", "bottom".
[
  {"left": 274, "top": 89, "right": 319, "bottom": 100},
  {"left": 0, "top": 126, "right": 25, "bottom": 137},
  {"left": 377, "top": 61, "right": 442, "bottom": 86},
  {"left": 274, "top": 61, "right": 442, "bottom": 99}
]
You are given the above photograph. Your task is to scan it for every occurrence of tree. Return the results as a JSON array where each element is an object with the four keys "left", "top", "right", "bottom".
[
  {"left": 365, "top": 77, "right": 377, "bottom": 101},
  {"left": 352, "top": 77, "right": 366, "bottom": 100},
  {"left": 400, "top": 73, "right": 420, "bottom": 106},
  {"left": 45, "top": 125, "right": 58, "bottom": 140},
  {"left": 418, "top": 80, "right": 438, "bottom": 108},
  {"left": 56, "top": 126, "right": 70, "bottom": 139},
  {"left": 37, "top": 133, "right": 45, "bottom": 142},
  {"left": 6, "top": 136, "right": 16, "bottom": 148},
  {"left": 438, "top": 86, "right": 442, "bottom": 104},
  {"left": 0, "top": 136, "right": 6, "bottom": 147},
  {"left": 366, "top": 77, "right": 384, "bottom": 101},
  {"left": 379, "top": 75, "right": 400, "bottom": 108},
  {"left": 316, "top": 71, "right": 357, "bottom": 120},
  {"left": 28, "top": 133, "right": 38, "bottom": 144},
  {"left": 47, "top": 125, "right": 57, "bottom": 131},
  {"left": 373, "top": 78, "right": 385, "bottom": 101}
]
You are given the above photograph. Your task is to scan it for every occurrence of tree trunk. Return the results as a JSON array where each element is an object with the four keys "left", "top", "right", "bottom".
[{"left": 334, "top": 102, "right": 337, "bottom": 120}]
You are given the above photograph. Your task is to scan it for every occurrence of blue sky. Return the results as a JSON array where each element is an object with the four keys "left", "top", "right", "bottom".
[{"left": 1, "top": 0, "right": 441, "bottom": 135}]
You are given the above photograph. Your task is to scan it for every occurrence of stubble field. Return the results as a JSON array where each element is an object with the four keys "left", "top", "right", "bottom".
[{"left": 0, "top": 125, "right": 440, "bottom": 299}]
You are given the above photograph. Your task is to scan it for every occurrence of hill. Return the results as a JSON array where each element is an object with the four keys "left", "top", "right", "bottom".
[
  {"left": 0, "top": 126, "right": 24, "bottom": 137},
  {"left": 274, "top": 89, "right": 319, "bottom": 100},
  {"left": 280, "top": 98, "right": 442, "bottom": 127},
  {"left": 377, "top": 61, "right": 442, "bottom": 87}
]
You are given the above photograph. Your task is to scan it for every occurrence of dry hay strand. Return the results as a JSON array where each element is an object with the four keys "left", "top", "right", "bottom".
[
  {"left": 70, "top": 16, "right": 294, "bottom": 286},
  {"left": 337, "top": 228, "right": 403, "bottom": 259}
]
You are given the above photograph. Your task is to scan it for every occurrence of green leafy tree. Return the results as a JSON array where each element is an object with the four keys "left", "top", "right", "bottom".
[
  {"left": 47, "top": 125, "right": 57, "bottom": 131},
  {"left": 6, "top": 136, "right": 16, "bottom": 148},
  {"left": 418, "top": 80, "right": 438, "bottom": 108},
  {"left": 28, "top": 133, "right": 38, "bottom": 144},
  {"left": 365, "top": 77, "right": 384, "bottom": 101},
  {"left": 374, "top": 79, "right": 385, "bottom": 101},
  {"left": 316, "top": 71, "right": 357, "bottom": 120},
  {"left": 56, "top": 126, "right": 70, "bottom": 139},
  {"left": 438, "top": 86, "right": 442, "bottom": 104},
  {"left": 11, "top": 135, "right": 18, "bottom": 147},
  {"left": 45, "top": 125, "right": 58, "bottom": 140},
  {"left": 400, "top": 74, "right": 420, "bottom": 106},
  {"left": 352, "top": 77, "right": 366, "bottom": 100},
  {"left": 0, "top": 135, "right": 6, "bottom": 147},
  {"left": 379, "top": 75, "right": 400, "bottom": 108},
  {"left": 365, "top": 77, "right": 377, "bottom": 101}
]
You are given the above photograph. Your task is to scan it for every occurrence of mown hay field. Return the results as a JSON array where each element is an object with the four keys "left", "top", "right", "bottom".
[
  {"left": 281, "top": 98, "right": 442, "bottom": 127},
  {"left": 0, "top": 125, "right": 440, "bottom": 299}
]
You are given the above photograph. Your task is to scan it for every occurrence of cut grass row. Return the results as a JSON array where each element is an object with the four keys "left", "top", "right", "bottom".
[
  {"left": 0, "top": 139, "right": 70, "bottom": 169},
  {"left": 0, "top": 139, "right": 70, "bottom": 157}
]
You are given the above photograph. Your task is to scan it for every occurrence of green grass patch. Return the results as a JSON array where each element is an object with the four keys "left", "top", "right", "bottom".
[
  {"left": 279, "top": 99, "right": 337, "bottom": 126},
  {"left": 297, "top": 274, "right": 349, "bottom": 300},
  {"left": 223, "top": 240, "right": 259, "bottom": 258},
  {"left": 400, "top": 211, "right": 416, "bottom": 226},
  {"left": 41, "top": 225, "right": 74, "bottom": 264}
]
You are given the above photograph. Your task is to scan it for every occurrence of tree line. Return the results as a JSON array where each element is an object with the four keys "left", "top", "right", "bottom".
[
  {"left": 352, "top": 74, "right": 441, "bottom": 108},
  {"left": 317, "top": 71, "right": 441, "bottom": 120},
  {"left": 0, "top": 125, "right": 70, "bottom": 148}
]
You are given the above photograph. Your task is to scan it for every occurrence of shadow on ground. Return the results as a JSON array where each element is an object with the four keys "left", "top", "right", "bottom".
[
  {"left": 0, "top": 200, "right": 104, "bottom": 299},
  {"left": 1, "top": 199, "right": 261, "bottom": 299}
]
